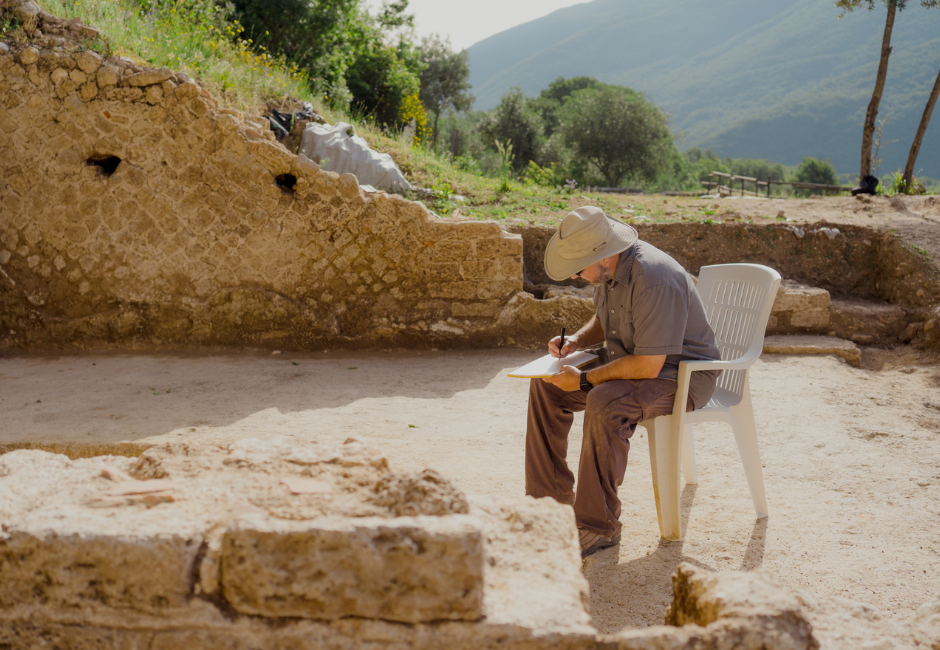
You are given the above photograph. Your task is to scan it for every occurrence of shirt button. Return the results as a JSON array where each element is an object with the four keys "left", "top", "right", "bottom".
[
  {"left": 610, "top": 309, "right": 614, "bottom": 313},
  {"left": 611, "top": 330, "right": 617, "bottom": 334}
]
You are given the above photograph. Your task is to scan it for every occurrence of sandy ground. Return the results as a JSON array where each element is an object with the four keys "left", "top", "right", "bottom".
[{"left": 2, "top": 348, "right": 940, "bottom": 633}]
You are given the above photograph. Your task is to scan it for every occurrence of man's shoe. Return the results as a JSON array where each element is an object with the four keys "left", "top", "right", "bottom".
[{"left": 578, "top": 527, "right": 621, "bottom": 558}]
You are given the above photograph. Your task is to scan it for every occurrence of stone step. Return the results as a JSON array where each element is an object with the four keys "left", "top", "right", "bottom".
[{"left": 762, "top": 335, "right": 861, "bottom": 367}]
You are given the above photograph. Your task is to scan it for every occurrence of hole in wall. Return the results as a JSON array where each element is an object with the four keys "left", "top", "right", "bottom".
[
  {"left": 275, "top": 174, "right": 297, "bottom": 193},
  {"left": 86, "top": 155, "right": 122, "bottom": 177}
]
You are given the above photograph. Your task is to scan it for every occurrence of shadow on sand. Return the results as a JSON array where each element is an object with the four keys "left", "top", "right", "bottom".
[{"left": 584, "top": 485, "right": 768, "bottom": 632}]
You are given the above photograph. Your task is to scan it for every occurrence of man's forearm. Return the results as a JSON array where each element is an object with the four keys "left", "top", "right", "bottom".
[
  {"left": 574, "top": 315, "right": 605, "bottom": 349},
  {"left": 585, "top": 354, "right": 666, "bottom": 385}
]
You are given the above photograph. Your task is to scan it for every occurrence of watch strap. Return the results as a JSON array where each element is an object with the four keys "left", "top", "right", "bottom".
[{"left": 580, "top": 370, "right": 594, "bottom": 392}]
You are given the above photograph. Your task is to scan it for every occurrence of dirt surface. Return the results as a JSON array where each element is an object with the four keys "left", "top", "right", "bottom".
[
  {"left": 595, "top": 193, "right": 940, "bottom": 262},
  {"left": 2, "top": 348, "right": 939, "bottom": 634}
]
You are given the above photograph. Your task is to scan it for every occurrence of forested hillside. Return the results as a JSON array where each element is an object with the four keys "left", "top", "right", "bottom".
[{"left": 467, "top": 0, "right": 940, "bottom": 176}]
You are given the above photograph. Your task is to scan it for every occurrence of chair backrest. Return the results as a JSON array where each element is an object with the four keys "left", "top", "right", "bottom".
[{"left": 696, "top": 264, "right": 782, "bottom": 399}]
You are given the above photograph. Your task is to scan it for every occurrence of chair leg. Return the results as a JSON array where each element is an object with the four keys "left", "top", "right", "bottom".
[
  {"left": 646, "top": 415, "right": 683, "bottom": 540},
  {"left": 681, "top": 423, "right": 698, "bottom": 485},
  {"left": 730, "top": 385, "right": 768, "bottom": 519}
]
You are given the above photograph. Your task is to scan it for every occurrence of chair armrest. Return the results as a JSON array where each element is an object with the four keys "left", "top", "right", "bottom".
[
  {"left": 680, "top": 358, "right": 758, "bottom": 373},
  {"left": 672, "top": 356, "right": 756, "bottom": 415}
]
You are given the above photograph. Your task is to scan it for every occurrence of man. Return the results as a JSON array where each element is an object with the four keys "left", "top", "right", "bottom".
[{"left": 527, "top": 206, "right": 721, "bottom": 558}]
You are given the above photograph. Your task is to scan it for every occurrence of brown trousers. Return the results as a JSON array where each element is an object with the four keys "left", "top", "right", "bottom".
[{"left": 525, "top": 377, "right": 690, "bottom": 536}]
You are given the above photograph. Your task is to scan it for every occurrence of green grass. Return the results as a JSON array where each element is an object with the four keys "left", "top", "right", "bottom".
[{"left": 37, "top": 0, "right": 316, "bottom": 114}]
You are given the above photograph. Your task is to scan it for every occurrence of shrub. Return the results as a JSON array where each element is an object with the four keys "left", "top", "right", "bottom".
[{"left": 793, "top": 157, "right": 838, "bottom": 196}]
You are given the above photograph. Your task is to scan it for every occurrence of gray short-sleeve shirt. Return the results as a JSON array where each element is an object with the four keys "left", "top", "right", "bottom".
[{"left": 592, "top": 241, "right": 721, "bottom": 409}]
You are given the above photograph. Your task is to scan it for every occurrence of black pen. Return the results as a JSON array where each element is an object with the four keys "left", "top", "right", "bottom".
[{"left": 558, "top": 327, "right": 566, "bottom": 358}]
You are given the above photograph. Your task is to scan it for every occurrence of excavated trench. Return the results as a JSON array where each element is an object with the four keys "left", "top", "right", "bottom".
[{"left": 509, "top": 220, "right": 940, "bottom": 348}]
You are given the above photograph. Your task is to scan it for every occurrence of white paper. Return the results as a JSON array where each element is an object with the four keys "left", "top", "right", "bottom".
[{"left": 507, "top": 351, "right": 598, "bottom": 379}]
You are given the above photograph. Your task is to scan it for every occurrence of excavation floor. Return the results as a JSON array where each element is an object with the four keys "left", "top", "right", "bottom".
[{"left": 1, "top": 348, "right": 939, "bottom": 633}]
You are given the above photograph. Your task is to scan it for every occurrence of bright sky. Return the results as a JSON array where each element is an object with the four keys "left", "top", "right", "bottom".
[{"left": 364, "top": 0, "right": 587, "bottom": 51}]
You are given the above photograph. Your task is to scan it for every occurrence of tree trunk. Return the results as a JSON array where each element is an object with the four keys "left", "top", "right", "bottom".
[
  {"left": 902, "top": 66, "right": 940, "bottom": 189},
  {"left": 860, "top": 0, "right": 897, "bottom": 179},
  {"left": 432, "top": 110, "right": 440, "bottom": 147}
]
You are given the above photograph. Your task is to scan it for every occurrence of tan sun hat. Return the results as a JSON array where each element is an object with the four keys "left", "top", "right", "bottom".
[{"left": 544, "top": 206, "right": 638, "bottom": 281}]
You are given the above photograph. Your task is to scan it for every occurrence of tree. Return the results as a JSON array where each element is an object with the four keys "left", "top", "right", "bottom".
[
  {"left": 559, "top": 86, "right": 672, "bottom": 187},
  {"left": 231, "top": 0, "right": 361, "bottom": 91},
  {"left": 902, "top": 66, "right": 940, "bottom": 190},
  {"left": 529, "top": 76, "right": 604, "bottom": 137},
  {"left": 836, "top": 0, "right": 912, "bottom": 180},
  {"left": 417, "top": 35, "right": 474, "bottom": 146},
  {"left": 479, "top": 88, "right": 545, "bottom": 173},
  {"left": 344, "top": 37, "right": 422, "bottom": 128},
  {"left": 793, "top": 157, "right": 839, "bottom": 196},
  {"left": 901, "top": 1, "right": 940, "bottom": 189}
]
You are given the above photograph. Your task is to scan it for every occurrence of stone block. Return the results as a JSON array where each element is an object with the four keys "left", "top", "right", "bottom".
[
  {"left": 79, "top": 81, "right": 97, "bottom": 102},
  {"left": 767, "top": 280, "right": 830, "bottom": 334},
  {"left": 18, "top": 46, "right": 39, "bottom": 66},
  {"left": 73, "top": 51, "right": 102, "bottom": 75},
  {"left": 145, "top": 85, "right": 163, "bottom": 105},
  {"left": 250, "top": 140, "right": 294, "bottom": 176},
  {"left": 127, "top": 69, "right": 173, "bottom": 87},
  {"left": 473, "top": 236, "right": 523, "bottom": 258},
  {"left": 221, "top": 515, "right": 484, "bottom": 623},
  {"left": 430, "top": 239, "right": 473, "bottom": 260},
  {"left": 829, "top": 298, "right": 907, "bottom": 343},
  {"left": 762, "top": 335, "right": 861, "bottom": 367},
  {"left": 96, "top": 64, "right": 119, "bottom": 88},
  {"left": 460, "top": 259, "right": 498, "bottom": 281},
  {"left": 449, "top": 301, "right": 501, "bottom": 318}
]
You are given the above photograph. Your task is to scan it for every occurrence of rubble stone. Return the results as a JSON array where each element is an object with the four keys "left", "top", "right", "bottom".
[
  {"left": 830, "top": 298, "right": 907, "bottom": 343},
  {"left": 126, "top": 68, "right": 173, "bottom": 86},
  {"left": 18, "top": 46, "right": 39, "bottom": 66}
]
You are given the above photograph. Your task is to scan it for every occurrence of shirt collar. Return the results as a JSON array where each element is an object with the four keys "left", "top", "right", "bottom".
[{"left": 608, "top": 245, "right": 637, "bottom": 288}]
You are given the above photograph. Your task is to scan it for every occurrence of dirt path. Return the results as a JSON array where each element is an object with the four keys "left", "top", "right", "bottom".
[{"left": 2, "top": 349, "right": 939, "bottom": 633}]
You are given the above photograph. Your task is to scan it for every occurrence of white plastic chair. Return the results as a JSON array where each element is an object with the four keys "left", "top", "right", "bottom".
[{"left": 642, "top": 263, "right": 781, "bottom": 540}]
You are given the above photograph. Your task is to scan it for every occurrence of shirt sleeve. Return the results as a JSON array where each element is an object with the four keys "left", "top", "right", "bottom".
[{"left": 631, "top": 284, "right": 689, "bottom": 356}]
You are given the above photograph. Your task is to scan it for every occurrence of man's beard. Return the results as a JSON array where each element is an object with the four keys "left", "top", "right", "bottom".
[{"left": 588, "top": 262, "right": 612, "bottom": 286}]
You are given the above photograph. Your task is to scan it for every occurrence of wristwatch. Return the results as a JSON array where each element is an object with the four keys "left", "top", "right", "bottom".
[{"left": 580, "top": 370, "right": 594, "bottom": 392}]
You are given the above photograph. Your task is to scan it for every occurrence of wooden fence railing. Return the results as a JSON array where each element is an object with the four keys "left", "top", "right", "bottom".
[{"left": 702, "top": 171, "right": 853, "bottom": 197}]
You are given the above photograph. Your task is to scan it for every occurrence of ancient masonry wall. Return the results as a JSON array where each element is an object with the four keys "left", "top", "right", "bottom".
[{"left": 0, "top": 42, "right": 524, "bottom": 351}]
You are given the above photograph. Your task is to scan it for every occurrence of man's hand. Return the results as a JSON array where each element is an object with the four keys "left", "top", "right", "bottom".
[
  {"left": 548, "top": 334, "right": 579, "bottom": 359},
  {"left": 544, "top": 365, "right": 581, "bottom": 392}
]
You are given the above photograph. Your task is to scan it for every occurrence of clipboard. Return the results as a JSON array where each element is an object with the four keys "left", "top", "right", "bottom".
[{"left": 507, "top": 351, "right": 598, "bottom": 379}]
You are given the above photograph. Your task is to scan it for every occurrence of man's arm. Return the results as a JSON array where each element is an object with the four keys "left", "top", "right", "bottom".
[
  {"left": 544, "top": 353, "right": 666, "bottom": 392},
  {"left": 549, "top": 315, "right": 605, "bottom": 358}
]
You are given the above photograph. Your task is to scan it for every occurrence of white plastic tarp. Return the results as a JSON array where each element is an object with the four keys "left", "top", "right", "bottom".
[{"left": 299, "top": 121, "right": 410, "bottom": 194}]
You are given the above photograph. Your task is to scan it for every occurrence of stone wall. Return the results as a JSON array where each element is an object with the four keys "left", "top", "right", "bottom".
[{"left": 0, "top": 38, "right": 523, "bottom": 351}]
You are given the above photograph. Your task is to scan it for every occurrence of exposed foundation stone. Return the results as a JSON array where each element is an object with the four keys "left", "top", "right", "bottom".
[{"left": 767, "top": 280, "right": 830, "bottom": 334}]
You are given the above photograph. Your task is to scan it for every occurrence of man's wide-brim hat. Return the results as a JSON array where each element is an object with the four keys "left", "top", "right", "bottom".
[{"left": 544, "top": 206, "right": 638, "bottom": 281}]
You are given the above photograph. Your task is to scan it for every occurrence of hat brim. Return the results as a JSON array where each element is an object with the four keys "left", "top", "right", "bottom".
[{"left": 543, "top": 218, "right": 638, "bottom": 281}]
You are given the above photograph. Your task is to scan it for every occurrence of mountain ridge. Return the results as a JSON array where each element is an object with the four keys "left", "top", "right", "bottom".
[{"left": 466, "top": 0, "right": 940, "bottom": 176}]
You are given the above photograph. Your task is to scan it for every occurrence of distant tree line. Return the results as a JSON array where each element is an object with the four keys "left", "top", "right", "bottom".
[
  {"left": 430, "top": 76, "right": 839, "bottom": 193},
  {"left": 219, "top": 0, "right": 847, "bottom": 194}
]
